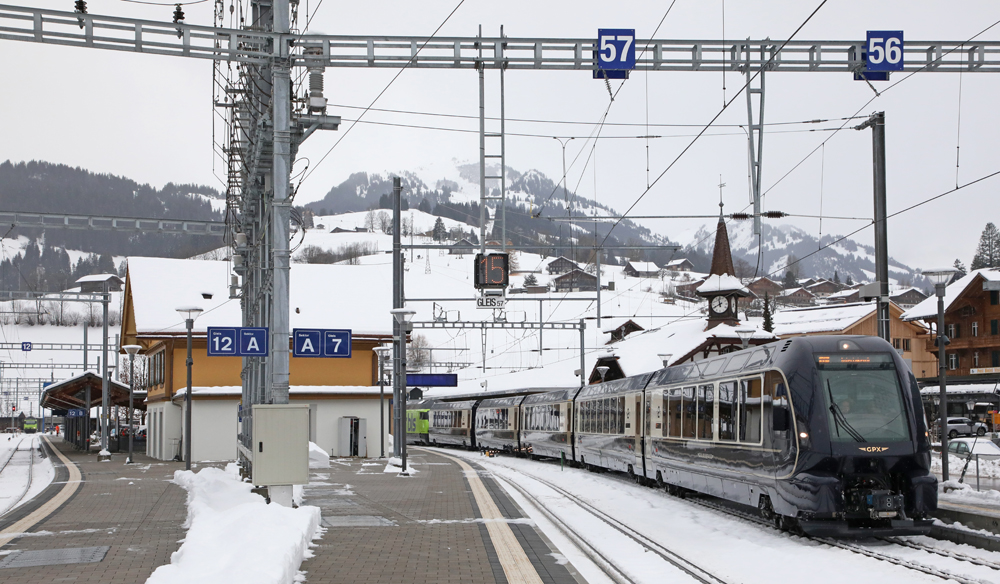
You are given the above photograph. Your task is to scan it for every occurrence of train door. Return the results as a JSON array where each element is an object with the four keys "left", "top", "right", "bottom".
[
  {"left": 765, "top": 371, "right": 794, "bottom": 477},
  {"left": 635, "top": 393, "right": 645, "bottom": 477}
]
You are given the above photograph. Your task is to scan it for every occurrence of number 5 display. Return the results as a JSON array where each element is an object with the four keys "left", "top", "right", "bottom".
[
  {"left": 474, "top": 253, "right": 509, "bottom": 289},
  {"left": 866, "top": 31, "right": 903, "bottom": 72}
]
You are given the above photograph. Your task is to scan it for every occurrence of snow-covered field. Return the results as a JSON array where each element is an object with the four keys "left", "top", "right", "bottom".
[{"left": 435, "top": 448, "right": 1000, "bottom": 584}]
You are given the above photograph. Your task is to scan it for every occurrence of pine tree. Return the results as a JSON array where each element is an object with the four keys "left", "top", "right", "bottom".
[
  {"left": 782, "top": 270, "right": 797, "bottom": 289},
  {"left": 432, "top": 217, "right": 447, "bottom": 241},
  {"left": 971, "top": 222, "right": 1000, "bottom": 269},
  {"left": 833, "top": 271, "right": 840, "bottom": 285},
  {"left": 524, "top": 274, "right": 538, "bottom": 286},
  {"left": 846, "top": 274, "right": 854, "bottom": 286},
  {"left": 762, "top": 292, "right": 774, "bottom": 333},
  {"left": 953, "top": 259, "right": 967, "bottom": 279}
]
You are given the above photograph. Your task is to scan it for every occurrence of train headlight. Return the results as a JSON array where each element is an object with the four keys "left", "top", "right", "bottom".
[{"left": 799, "top": 432, "right": 809, "bottom": 439}]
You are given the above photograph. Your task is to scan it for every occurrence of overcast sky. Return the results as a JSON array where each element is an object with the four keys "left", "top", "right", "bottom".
[{"left": 2, "top": 1, "right": 999, "bottom": 273}]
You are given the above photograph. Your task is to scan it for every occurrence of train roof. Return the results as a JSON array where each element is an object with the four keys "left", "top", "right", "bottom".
[
  {"left": 577, "top": 372, "right": 653, "bottom": 398},
  {"left": 478, "top": 395, "right": 526, "bottom": 408},
  {"left": 429, "top": 399, "right": 478, "bottom": 410},
  {"left": 521, "top": 388, "right": 581, "bottom": 405}
]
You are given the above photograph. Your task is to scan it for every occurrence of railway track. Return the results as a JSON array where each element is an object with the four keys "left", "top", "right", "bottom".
[
  {"left": 482, "top": 463, "right": 732, "bottom": 584},
  {"left": 0, "top": 435, "right": 37, "bottom": 517},
  {"left": 0, "top": 435, "right": 25, "bottom": 476},
  {"left": 468, "top": 451, "right": 1000, "bottom": 584}
]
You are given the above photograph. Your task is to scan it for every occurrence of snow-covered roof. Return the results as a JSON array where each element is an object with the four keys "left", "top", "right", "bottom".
[
  {"left": 696, "top": 274, "right": 750, "bottom": 295},
  {"left": 772, "top": 302, "right": 875, "bottom": 336},
  {"left": 780, "top": 286, "right": 814, "bottom": 297},
  {"left": 663, "top": 259, "right": 692, "bottom": 268},
  {"left": 126, "top": 257, "right": 392, "bottom": 336},
  {"left": 825, "top": 288, "right": 859, "bottom": 300},
  {"left": 919, "top": 383, "right": 1000, "bottom": 395},
  {"left": 902, "top": 269, "right": 1000, "bottom": 321},
  {"left": 625, "top": 261, "right": 661, "bottom": 273},
  {"left": 76, "top": 273, "right": 122, "bottom": 284}
]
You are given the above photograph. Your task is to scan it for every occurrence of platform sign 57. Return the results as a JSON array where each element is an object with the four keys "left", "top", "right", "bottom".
[
  {"left": 597, "top": 29, "right": 636, "bottom": 70},
  {"left": 866, "top": 31, "right": 903, "bottom": 71}
]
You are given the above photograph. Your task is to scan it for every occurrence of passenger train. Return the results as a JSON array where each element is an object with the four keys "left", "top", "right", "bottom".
[{"left": 408, "top": 335, "right": 936, "bottom": 537}]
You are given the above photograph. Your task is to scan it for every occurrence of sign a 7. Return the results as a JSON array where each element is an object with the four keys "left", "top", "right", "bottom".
[{"left": 597, "top": 28, "right": 636, "bottom": 71}]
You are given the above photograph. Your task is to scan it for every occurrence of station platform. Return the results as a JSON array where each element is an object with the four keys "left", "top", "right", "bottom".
[{"left": 0, "top": 438, "right": 584, "bottom": 584}]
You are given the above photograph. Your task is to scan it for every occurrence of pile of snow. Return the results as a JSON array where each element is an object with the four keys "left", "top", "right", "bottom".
[
  {"left": 939, "top": 480, "right": 1000, "bottom": 505},
  {"left": 931, "top": 452, "right": 1000, "bottom": 479},
  {"left": 308, "top": 442, "right": 330, "bottom": 469},
  {"left": 146, "top": 464, "right": 322, "bottom": 584},
  {"left": 384, "top": 456, "right": 418, "bottom": 474}
]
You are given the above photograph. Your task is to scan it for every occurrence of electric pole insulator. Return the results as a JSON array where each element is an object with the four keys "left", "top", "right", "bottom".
[
  {"left": 173, "top": 4, "right": 185, "bottom": 25},
  {"left": 74, "top": 0, "right": 86, "bottom": 29}
]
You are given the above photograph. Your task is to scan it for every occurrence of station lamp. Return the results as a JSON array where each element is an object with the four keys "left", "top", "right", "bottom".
[
  {"left": 922, "top": 266, "right": 957, "bottom": 481},
  {"left": 175, "top": 306, "right": 203, "bottom": 470}
]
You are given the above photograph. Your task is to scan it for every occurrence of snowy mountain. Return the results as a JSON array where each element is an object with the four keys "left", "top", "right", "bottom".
[{"left": 683, "top": 220, "right": 926, "bottom": 287}]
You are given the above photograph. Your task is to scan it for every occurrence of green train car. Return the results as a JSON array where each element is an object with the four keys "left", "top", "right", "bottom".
[
  {"left": 406, "top": 400, "right": 430, "bottom": 445},
  {"left": 23, "top": 417, "right": 38, "bottom": 434}
]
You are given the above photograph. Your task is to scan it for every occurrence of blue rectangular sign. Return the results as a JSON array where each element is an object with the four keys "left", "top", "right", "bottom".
[
  {"left": 866, "top": 30, "right": 903, "bottom": 72},
  {"left": 323, "top": 330, "right": 352, "bottom": 358},
  {"left": 293, "top": 329, "right": 323, "bottom": 357},
  {"left": 596, "top": 28, "right": 636, "bottom": 71},
  {"left": 239, "top": 327, "right": 269, "bottom": 356},
  {"left": 406, "top": 373, "right": 458, "bottom": 387},
  {"left": 207, "top": 327, "right": 239, "bottom": 356},
  {"left": 66, "top": 408, "right": 86, "bottom": 418},
  {"left": 21, "top": 342, "right": 31, "bottom": 352}
]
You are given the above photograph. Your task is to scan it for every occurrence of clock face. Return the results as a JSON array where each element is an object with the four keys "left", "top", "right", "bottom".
[{"left": 710, "top": 296, "right": 729, "bottom": 314}]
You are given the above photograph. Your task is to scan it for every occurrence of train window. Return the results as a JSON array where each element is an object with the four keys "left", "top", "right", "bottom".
[
  {"left": 718, "top": 381, "right": 737, "bottom": 441},
  {"left": 818, "top": 354, "right": 910, "bottom": 442},
  {"left": 700, "top": 359, "right": 724, "bottom": 377},
  {"left": 697, "top": 384, "right": 714, "bottom": 440},
  {"left": 740, "top": 377, "right": 763, "bottom": 443},
  {"left": 724, "top": 352, "right": 751, "bottom": 373},
  {"left": 745, "top": 349, "right": 770, "bottom": 370},
  {"left": 682, "top": 387, "right": 696, "bottom": 438},
  {"left": 619, "top": 396, "right": 626, "bottom": 434},
  {"left": 667, "top": 388, "right": 682, "bottom": 438}
]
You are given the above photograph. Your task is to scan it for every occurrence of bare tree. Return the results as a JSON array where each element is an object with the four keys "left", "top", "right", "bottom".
[
  {"left": 407, "top": 334, "right": 431, "bottom": 369},
  {"left": 376, "top": 211, "right": 393, "bottom": 235}
]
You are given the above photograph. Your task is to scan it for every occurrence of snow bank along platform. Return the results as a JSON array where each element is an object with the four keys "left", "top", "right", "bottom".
[
  {"left": 299, "top": 448, "right": 585, "bottom": 584},
  {"left": 934, "top": 498, "right": 1000, "bottom": 551},
  {"left": 0, "top": 436, "right": 188, "bottom": 582}
]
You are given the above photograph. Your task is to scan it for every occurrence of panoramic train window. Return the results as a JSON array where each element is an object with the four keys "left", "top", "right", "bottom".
[
  {"left": 718, "top": 381, "right": 737, "bottom": 441},
  {"left": 667, "top": 388, "right": 682, "bottom": 438},
  {"left": 724, "top": 352, "right": 751, "bottom": 373},
  {"left": 816, "top": 353, "right": 910, "bottom": 442},
  {"left": 682, "top": 386, "right": 696, "bottom": 438},
  {"left": 739, "top": 377, "right": 764, "bottom": 443},
  {"left": 697, "top": 384, "right": 714, "bottom": 439}
]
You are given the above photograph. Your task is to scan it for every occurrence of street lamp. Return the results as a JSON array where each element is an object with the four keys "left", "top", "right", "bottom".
[
  {"left": 658, "top": 354, "right": 672, "bottom": 368},
  {"left": 736, "top": 328, "right": 755, "bottom": 350},
  {"left": 391, "top": 308, "right": 415, "bottom": 476},
  {"left": 596, "top": 365, "right": 610, "bottom": 383},
  {"left": 175, "top": 306, "right": 203, "bottom": 471},
  {"left": 123, "top": 345, "right": 142, "bottom": 464},
  {"left": 923, "top": 266, "right": 956, "bottom": 481},
  {"left": 373, "top": 345, "right": 392, "bottom": 458}
]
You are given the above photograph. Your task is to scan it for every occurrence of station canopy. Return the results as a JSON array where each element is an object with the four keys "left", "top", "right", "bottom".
[{"left": 40, "top": 372, "right": 146, "bottom": 414}]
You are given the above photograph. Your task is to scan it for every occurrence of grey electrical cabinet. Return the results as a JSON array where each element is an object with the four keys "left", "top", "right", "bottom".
[{"left": 251, "top": 404, "right": 309, "bottom": 486}]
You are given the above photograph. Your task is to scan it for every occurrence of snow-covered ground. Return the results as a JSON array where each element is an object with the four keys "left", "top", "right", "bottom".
[
  {"left": 435, "top": 448, "right": 1000, "bottom": 584},
  {"left": 0, "top": 434, "right": 55, "bottom": 515}
]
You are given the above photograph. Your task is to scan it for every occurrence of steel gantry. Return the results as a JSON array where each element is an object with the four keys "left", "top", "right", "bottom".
[{"left": 5, "top": 1, "right": 1000, "bottom": 473}]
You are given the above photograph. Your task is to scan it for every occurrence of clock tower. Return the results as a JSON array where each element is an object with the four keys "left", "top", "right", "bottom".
[{"left": 696, "top": 205, "right": 752, "bottom": 328}]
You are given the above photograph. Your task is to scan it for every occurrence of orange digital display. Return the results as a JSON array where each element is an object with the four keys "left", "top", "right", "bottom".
[
  {"left": 815, "top": 353, "right": 893, "bottom": 365},
  {"left": 474, "top": 253, "right": 509, "bottom": 289}
]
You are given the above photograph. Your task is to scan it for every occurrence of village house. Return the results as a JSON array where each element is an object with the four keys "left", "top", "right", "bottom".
[
  {"left": 746, "top": 276, "right": 783, "bottom": 298},
  {"left": 448, "top": 238, "right": 476, "bottom": 255},
  {"left": 623, "top": 260, "right": 662, "bottom": 279},
  {"left": 663, "top": 258, "right": 695, "bottom": 272},
  {"left": 902, "top": 268, "right": 1000, "bottom": 381},
  {"left": 779, "top": 287, "right": 816, "bottom": 306},
  {"left": 890, "top": 287, "right": 929, "bottom": 309},
  {"left": 805, "top": 279, "right": 842, "bottom": 297},
  {"left": 553, "top": 269, "right": 598, "bottom": 292},
  {"left": 120, "top": 257, "right": 393, "bottom": 462},
  {"left": 546, "top": 256, "right": 579, "bottom": 275}
]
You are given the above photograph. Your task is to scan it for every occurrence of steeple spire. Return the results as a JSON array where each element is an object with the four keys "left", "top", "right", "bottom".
[{"left": 709, "top": 196, "right": 735, "bottom": 277}]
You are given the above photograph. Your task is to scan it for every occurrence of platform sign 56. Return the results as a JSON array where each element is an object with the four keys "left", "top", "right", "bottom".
[
  {"left": 866, "top": 31, "right": 903, "bottom": 71},
  {"left": 597, "top": 29, "right": 636, "bottom": 70}
]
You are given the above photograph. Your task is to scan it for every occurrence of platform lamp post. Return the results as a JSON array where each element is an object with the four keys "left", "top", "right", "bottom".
[
  {"left": 123, "top": 344, "right": 142, "bottom": 464},
  {"left": 391, "top": 308, "right": 415, "bottom": 476},
  {"left": 596, "top": 366, "right": 610, "bottom": 384},
  {"left": 923, "top": 267, "right": 957, "bottom": 481},
  {"left": 175, "top": 306, "right": 203, "bottom": 471},
  {"left": 658, "top": 354, "right": 672, "bottom": 368},
  {"left": 736, "top": 329, "right": 755, "bottom": 350},
  {"left": 373, "top": 345, "right": 392, "bottom": 458}
]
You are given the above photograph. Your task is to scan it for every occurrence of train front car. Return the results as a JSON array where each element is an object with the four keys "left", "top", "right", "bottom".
[
  {"left": 781, "top": 335, "right": 935, "bottom": 537},
  {"left": 405, "top": 399, "right": 431, "bottom": 445},
  {"left": 428, "top": 400, "right": 478, "bottom": 449},
  {"left": 575, "top": 373, "right": 653, "bottom": 479},
  {"left": 475, "top": 395, "right": 526, "bottom": 454}
]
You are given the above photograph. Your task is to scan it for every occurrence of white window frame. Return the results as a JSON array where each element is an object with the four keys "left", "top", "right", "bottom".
[
  {"left": 972, "top": 321, "right": 979, "bottom": 337},
  {"left": 948, "top": 353, "right": 959, "bottom": 370}
]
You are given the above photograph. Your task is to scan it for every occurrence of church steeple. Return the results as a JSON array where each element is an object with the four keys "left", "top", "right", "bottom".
[
  {"left": 696, "top": 197, "right": 751, "bottom": 328},
  {"left": 709, "top": 201, "right": 736, "bottom": 277}
]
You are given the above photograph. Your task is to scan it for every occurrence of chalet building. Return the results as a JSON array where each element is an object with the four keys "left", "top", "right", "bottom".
[
  {"left": 902, "top": 268, "right": 1000, "bottom": 382},
  {"left": 121, "top": 257, "right": 393, "bottom": 462},
  {"left": 890, "top": 287, "right": 929, "bottom": 309},
  {"left": 675, "top": 278, "right": 705, "bottom": 298},
  {"left": 772, "top": 302, "right": 936, "bottom": 377},
  {"left": 805, "top": 279, "right": 842, "bottom": 297},
  {"left": 623, "top": 260, "right": 661, "bottom": 278},
  {"left": 663, "top": 258, "right": 695, "bottom": 272},
  {"left": 77, "top": 273, "right": 123, "bottom": 293},
  {"left": 546, "top": 256, "right": 579, "bottom": 275},
  {"left": 553, "top": 269, "right": 598, "bottom": 292},
  {"left": 746, "top": 276, "right": 783, "bottom": 299},
  {"left": 825, "top": 288, "right": 860, "bottom": 304},
  {"left": 330, "top": 226, "right": 370, "bottom": 234},
  {"left": 779, "top": 287, "right": 816, "bottom": 306},
  {"left": 448, "top": 238, "right": 475, "bottom": 255},
  {"left": 602, "top": 318, "right": 645, "bottom": 344}
]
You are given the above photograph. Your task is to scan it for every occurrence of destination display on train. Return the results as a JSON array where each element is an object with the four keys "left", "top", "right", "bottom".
[{"left": 815, "top": 353, "right": 894, "bottom": 365}]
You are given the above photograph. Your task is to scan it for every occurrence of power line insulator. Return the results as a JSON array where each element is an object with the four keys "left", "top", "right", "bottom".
[
  {"left": 729, "top": 213, "right": 752, "bottom": 220},
  {"left": 762, "top": 211, "right": 787, "bottom": 219},
  {"left": 74, "top": 0, "right": 87, "bottom": 13},
  {"left": 173, "top": 4, "right": 185, "bottom": 25}
]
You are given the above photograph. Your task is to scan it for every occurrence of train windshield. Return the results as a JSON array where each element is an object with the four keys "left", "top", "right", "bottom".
[{"left": 815, "top": 353, "right": 910, "bottom": 443}]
